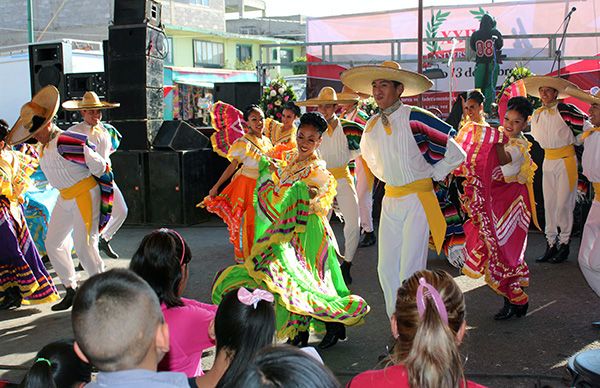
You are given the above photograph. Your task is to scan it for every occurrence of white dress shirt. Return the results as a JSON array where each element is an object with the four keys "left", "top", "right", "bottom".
[
  {"left": 68, "top": 122, "right": 114, "bottom": 162},
  {"left": 530, "top": 105, "right": 576, "bottom": 149},
  {"left": 318, "top": 119, "right": 360, "bottom": 170}
]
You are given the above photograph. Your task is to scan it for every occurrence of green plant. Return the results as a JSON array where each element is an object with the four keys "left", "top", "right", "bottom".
[
  {"left": 292, "top": 56, "right": 307, "bottom": 75},
  {"left": 259, "top": 78, "right": 297, "bottom": 120},
  {"left": 236, "top": 58, "right": 256, "bottom": 71},
  {"left": 469, "top": 7, "right": 488, "bottom": 21},
  {"left": 426, "top": 9, "right": 450, "bottom": 53}
]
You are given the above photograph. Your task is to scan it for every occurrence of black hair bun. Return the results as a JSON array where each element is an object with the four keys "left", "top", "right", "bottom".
[{"left": 299, "top": 112, "right": 328, "bottom": 134}]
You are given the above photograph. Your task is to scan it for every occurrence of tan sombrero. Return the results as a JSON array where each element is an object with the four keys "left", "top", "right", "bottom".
[
  {"left": 340, "top": 60, "right": 433, "bottom": 97},
  {"left": 523, "top": 76, "right": 579, "bottom": 99},
  {"left": 565, "top": 85, "right": 600, "bottom": 105},
  {"left": 6, "top": 85, "right": 60, "bottom": 145},
  {"left": 337, "top": 85, "right": 370, "bottom": 101},
  {"left": 296, "top": 86, "right": 359, "bottom": 106},
  {"left": 62, "top": 91, "right": 120, "bottom": 111}
]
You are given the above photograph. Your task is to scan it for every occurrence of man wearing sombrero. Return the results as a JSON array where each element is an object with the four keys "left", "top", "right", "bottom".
[
  {"left": 63, "top": 91, "right": 125, "bottom": 259},
  {"left": 523, "top": 76, "right": 590, "bottom": 264},
  {"left": 297, "top": 87, "right": 361, "bottom": 284},
  {"left": 341, "top": 61, "right": 466, "bottom": 318},
  {"left": 564, "top": 85, "right": 600, "bottom": 297},
  {"left": 338, "top": 86, "right": 377, "bottom": 248},
  {"left": 6, "top": 85, "right": 113, "bottom": 311}
]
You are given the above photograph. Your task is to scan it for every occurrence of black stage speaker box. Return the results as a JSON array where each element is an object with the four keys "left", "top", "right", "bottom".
[
  {"left": 147, "top": 150, "right": 212, "bottom": 225},
  {"left": 214, "top": 82, "right": 261, "bottom": 109},
  {"left": 66, "top": 72, "right": 107, "bottom": 98},
  {"left": 108, "top": 24, "right": 166, "bottom": 60},
  {"left": 29, "top": 42, "right": 72, "bottom": 98},
  {"left": 108, "top": 88, "right": 163, "bottom": 120},
  {"left": 153, "top": 120, "right": 210, "bottom": 151},
  {"left": 111, "top": 150, "right": 149, "bottom": 225},
  {"left": 114, "top": 0, "right": 162, "bottom": 27},
  {"left": 111, "top": 119, "right": 162, "bottom": 150},
  {"left": 109, "top": 55, "right": 163, "bottom": 89}
]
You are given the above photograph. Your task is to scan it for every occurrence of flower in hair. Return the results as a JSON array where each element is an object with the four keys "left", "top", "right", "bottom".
[
  {"left": 416, "top": 277, "right": 448, "bottom": 324},
  {"left": 237, "top": 287, "right": 274, "bottom": 309}
]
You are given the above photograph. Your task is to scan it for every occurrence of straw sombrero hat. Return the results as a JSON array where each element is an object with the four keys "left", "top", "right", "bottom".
[
  {"left": 296, "top": 87, "right": 359, "bottom": 106},
  {"left": 337, "top": 85, "right": 370, "bottom": 101},
  {"left": 340, "top": 60, "right": 433, "bottom": 97},
  {"left": 565, "top": 85, "right": 600, "bottom": 105},
  {"left": 523, "top": 76, "right": 579, "bottom": 99},
  {"left": 6, "top": 85, "right": 60, "bottom": 145},
  {"left": 62, "top": 91, "right": 120, "bottom": 111}
]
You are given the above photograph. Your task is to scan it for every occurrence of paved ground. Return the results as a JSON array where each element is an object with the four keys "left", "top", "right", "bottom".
[{"left": 1, "top": 220, "right": 599, "bottom": 387}]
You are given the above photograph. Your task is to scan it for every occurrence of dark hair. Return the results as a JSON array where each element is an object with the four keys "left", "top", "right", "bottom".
[
  {"left": 506, "top": 96, "right": 533, "bottom": 120},
  {"left": 228, "top": 345, "right": 341, "bottom": 388},
  {"left": 215, "top": 288, "right": 276, "bottom": 387},
  {"left": 466, "top": 89, "right": 485, "bottom": 105},
  {"left": 129, "top": 228, "right": 191, "bottom": 308},
  {"left": 446, "top": 92, "right": 468, "bottom": 130},
  {"left": 299, "top": 112, "right": 328, "bottom": 135},
  {"left": 72, "top": 269, "right": 163, "bottom": 371},
  {"left": 283, "top": 102, "right": 301, "bottom": 117},
  {"left": 0, "top": 119, "right": 9, "bottom": 142},
  {"left": 20, "top": 339, "right": 92, "bottom": 388},
  {"left": 243, "top": 104, "right": 264, "bottom": 121}
]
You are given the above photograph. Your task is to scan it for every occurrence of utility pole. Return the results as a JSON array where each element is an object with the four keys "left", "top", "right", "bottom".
[{"left": 27, "top": 0, "right": 34, "bottom": 43}]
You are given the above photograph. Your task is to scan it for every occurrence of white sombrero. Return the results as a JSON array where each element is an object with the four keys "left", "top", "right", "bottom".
[
  {"left": 523, "top": 76, "right": 579, "bottom": 99},
  {"left": 340, "top": 60, "right": 433, "bottom": 97},
  {"left": 565, "top": 85, "right": 600, "bottom": 105},
  {"left": 296, "top": 86, "right": 359, "bottom": 106},
  {"left": 62, "top": 91, "right": 120, "bottom": 111},
  {"left": 6, "top": 85, "right": 60, "bottom": 145}
]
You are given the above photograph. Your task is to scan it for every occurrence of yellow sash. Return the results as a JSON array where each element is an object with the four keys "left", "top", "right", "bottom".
[
  {"left": 328, "top": 166, "right": 353, "bottom": 187},
  {"left": 525, "top": 182, "right": 541, "bottom": 230},
  {"left": 385, "top": 178, "right": 446, "bottom": 254},
  {"left": 582, "top": 127, "right": 600, "bottom": 141},
  {"left": 59, "top": 176, "right": 97, "bottom": 239},
  {"left": 545, "top": 145, "right": 577, "bottom": 191},
  {"left": 593, "top": 182, "right": 600, "bottom": 203}
]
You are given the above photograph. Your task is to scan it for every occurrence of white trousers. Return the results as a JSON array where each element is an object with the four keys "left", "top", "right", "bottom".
[
  {"left": 355, "top": 157, "right": 374, "bottom": 233},
  {"left": 100, "top": 183, "right": 128, "bottom": 241},
  {"left": 330, "top": 177, "right": 360, "bottom": 262},
  {"left": 378, "top": 194, "right": 430, "bottom": 318},
  {"left": 578, "top": 200, "right": 600, "bottom": 297},
  {"left": 45, "top": 185, "right": 105, "bottom": 289},
  {"left": 542, "top": 158, "right": 577, "bottom": 245}
]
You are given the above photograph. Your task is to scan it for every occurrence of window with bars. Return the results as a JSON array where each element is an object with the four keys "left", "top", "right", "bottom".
[{"left": 236, "top": 44, "right": 253, "bottom": 62}]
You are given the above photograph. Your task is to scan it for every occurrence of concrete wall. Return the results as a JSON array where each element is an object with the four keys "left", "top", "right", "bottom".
[
  {"left": 162, "top": 0, "right": 225, "bottom": 31},
  {"left": 226, "top": 17, "right": 305, "bottom": 40}
]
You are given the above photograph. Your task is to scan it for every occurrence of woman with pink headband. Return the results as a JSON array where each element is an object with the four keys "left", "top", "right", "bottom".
[
  {"left": 348, "top": 270, "right": 486, "bottom": 388},
  {"left": 129, "top": 228, "right": 218, "bottom": 378}
]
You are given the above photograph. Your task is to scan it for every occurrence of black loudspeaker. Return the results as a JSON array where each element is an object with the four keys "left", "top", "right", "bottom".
[
  {"left": 214, "top": 82, "right": 261, "bottom": 109},
  {"left": 114, "top": 0, "right": 162, "bottom": 27},
  {"left": 108, "top": 24, "right": 166, "bottom": 60},
  {"left": 108, "top": 88, "right": 163, "bottom": 120},
  {"left": 109, "top": 55, "right": 163, "bottom": 89},
  {"left": 153, "top": 121, "right": 210, "bottom": 151},
  {"left": 147, "top": 150, "right": 212, "bottom": 225},
  {"left": 110, "top": 119, "right": 162, "bottom": 150},
  {"left": 65, "top": 72, "right": 107, "bottom": 98},
  {"left": 111, "top": 150, "right": 149, "bottom": 225},
  {"left": 28, "top": 42, "right": 72, "bottom": 98}
]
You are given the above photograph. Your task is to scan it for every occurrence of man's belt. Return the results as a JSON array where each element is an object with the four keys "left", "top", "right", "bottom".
[
  {"left": 385, "top": 178, "right": 446, "bottom": 254},
  {"left": 59, "top": 176, "right": 97, "bottom": 239},
  {"left": 545, "top": 144, "right": 577, "bottom": 192}
]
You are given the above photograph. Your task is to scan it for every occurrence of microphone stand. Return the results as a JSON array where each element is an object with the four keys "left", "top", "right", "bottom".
[{"left": 551, "top": 8, "right": 576, "bottom": 76}]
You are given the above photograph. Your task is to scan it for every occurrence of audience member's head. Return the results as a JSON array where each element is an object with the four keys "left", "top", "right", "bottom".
[
  {"left": 228, "top": 345, "right": 341, "bottom": 388},
  {"left": 20, "top": 339, "right": 92, "bottom": 388},
  {"left": 130, "top": 228, "right": 192, "bottom": 308},
  {"left": 214, "top": 287, "right": 276, "bottom": 387},
  {"left": 391, "top": 269, "right": 467, "bottom": 388},
  {"left": 71, "top": 269, "right": 169, "bottom": 372}
]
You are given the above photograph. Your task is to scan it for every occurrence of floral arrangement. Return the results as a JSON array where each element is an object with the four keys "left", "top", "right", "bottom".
[
  {"left": 496, "top": 65, "right": 540, "bottom": 108},
  {"left": 260, "top": 78, "right": 297, "bottom": 120},
  {"left": 359, "top": 97, "right": 379, "bottom": 118}
]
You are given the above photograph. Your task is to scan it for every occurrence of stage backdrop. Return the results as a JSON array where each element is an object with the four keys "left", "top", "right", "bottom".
[{"left": 306, "top": 0, "right": 600, "bottom": 114}]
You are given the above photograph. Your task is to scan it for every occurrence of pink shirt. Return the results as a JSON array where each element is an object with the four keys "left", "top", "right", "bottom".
[
  {"left": 348, "top": 364, "right": 487, "bottom": 388},
  {"left": 158, "top": 298, "right": 217, "bottom": 377}
]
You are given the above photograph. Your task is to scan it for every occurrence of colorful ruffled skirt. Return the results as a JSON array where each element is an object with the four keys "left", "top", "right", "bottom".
[
  {"left": 212, "top": 160, "right": 370, "bottom": 339},
  {"left": 0, "top": 197, "right": 59, "bottom": 305}
]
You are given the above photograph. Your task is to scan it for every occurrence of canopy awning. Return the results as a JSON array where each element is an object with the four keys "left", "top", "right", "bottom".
[{"left": 165, "top": 66, "right": 258, "bottom": 88}]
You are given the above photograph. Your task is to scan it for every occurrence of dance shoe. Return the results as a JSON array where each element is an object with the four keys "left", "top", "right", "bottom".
[
  {"left": 318, "top": 322, "right": 346, "bottom": 350},
  {"left": 358, "top": 231, "right": 376, "bottom": 248},
  {"left": 340, "top": 261, "right": 352, "bottom": 285},
  {"left": 536, "top": 243, "right": 557, "bottom": 263},
  {"left": 494, "top": 299, "right": 528, "bottom": 320},
  {"left": 0, "top": 287, "right": 22, "bottom": 310},
  {"left": 99, "top": 238, "right": 119, "bottom": 259},
  {"left": 51, "top": 288, "right": 76, "bottom": 311},
  {"left": 549, "top": 242, "right": 569, "bottom": 264},
  {"left": 287, "top": 331, "right": 309, "bottom": 347}
]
